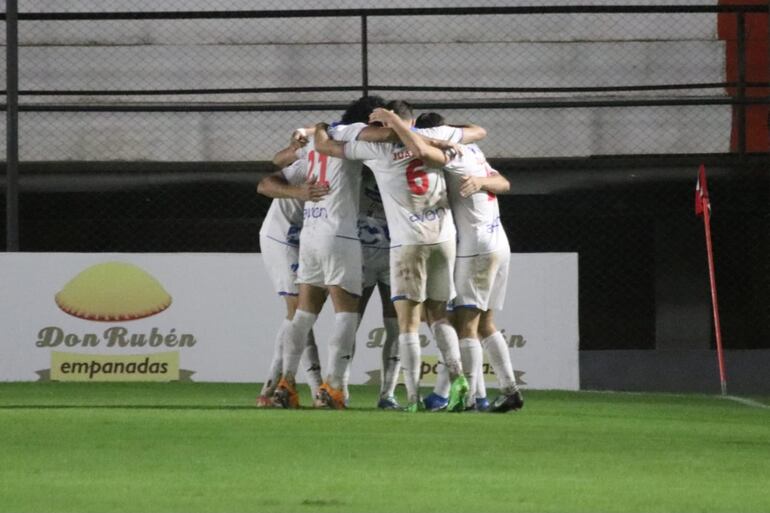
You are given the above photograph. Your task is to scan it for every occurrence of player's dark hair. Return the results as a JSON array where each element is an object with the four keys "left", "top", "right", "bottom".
[
  {"left": 385, "top": 100, "right": 414, "bottom": 121},
  {"left": 414, "top": 112, "right": 446, "bottom": 129},
  {"left": 341, "top": 95, "right": 387, "bottom": 124}
]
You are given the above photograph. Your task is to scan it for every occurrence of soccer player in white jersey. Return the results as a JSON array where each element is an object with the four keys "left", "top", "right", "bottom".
[
  {"left": 357, "top": 169, "right": 401, "bottom": 409},
  {"left": 273, "top": 95, "right": 387, "bottom": 409},
  {"left": 313, "top": 101, "right": 484, "bottom": 412},
  {"left": 405, "top": 112, "right": 524, "bottom": 413},
  {"left": 255, "top": 149, "right": 328, "bottom": 407}
]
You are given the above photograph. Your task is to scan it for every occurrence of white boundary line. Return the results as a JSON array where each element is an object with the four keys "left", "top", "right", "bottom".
[
  {"left": 723, "top": 395, "right": 770, "bottom": 409},
  {"left": 582, "top": 389, "right": 770, "bottom": 409}
]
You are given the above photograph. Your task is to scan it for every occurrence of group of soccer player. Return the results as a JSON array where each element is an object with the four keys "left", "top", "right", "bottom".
[{"left": 255, "top": 96, "right": 524, "bottom": 413}]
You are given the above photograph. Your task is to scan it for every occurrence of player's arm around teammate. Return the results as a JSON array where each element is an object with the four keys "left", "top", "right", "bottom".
[
  {"left": 368, "top": 108, "right": 455, "bottom": 168},
  {"left": 257, "top": 171, "right": 330, "bottom": 203},
  {"left": 456, "top": 170, "right": 510, "bottom": 197}
]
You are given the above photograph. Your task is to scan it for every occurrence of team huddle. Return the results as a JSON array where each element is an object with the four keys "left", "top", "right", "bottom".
[{"left": 256, "top": 96, "right": 523, "bottom": 413}]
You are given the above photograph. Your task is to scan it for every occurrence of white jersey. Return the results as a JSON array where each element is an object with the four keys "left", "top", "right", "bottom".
[
  {"left": 444, "top": 143, "right": 509, "bottom": 257},
  {"left": 258, "top": 158, "right": 308, "bottom": 247},
  {"left": 343, "top": 126, "right": 463, "bottom": 247},
  {"left": 358, "top": 170, "right": 389, "bottom": 249},
  {"left": 301, "top": 122, "right": 367, "bottom": 243}
]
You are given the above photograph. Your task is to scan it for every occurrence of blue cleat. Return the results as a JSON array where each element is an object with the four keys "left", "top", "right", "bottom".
[
  {"left": 475, "top": 397, "right": 491, "bottom": 412},
  {"left": 423, "top": 392, "right": 449, "bottom": 412},
  {"left": 377, "top": 396, "right": 401, "bottom": 410}
]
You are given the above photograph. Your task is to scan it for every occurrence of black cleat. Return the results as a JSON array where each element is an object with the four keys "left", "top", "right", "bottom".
[{"left": 489, "top": 389, "right": 524, "bottom": 413}]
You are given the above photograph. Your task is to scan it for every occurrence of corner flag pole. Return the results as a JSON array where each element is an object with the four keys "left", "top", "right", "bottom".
[{"left": 695, "top": 164, "right": 727, "bottom": 396}]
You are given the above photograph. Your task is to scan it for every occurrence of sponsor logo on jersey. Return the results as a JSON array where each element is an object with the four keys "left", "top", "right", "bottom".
[
  {"left": 303, "top": 206, "right": 328, "bottom": 219},
  {"left": 408, "top": 206, "right": 448, "bottom": 223}
]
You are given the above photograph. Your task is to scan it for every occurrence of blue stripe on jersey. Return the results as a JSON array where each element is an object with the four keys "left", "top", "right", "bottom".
[
  {"left": 391, "top": 295, "right": 409, "bottom": 302},
  {"left": 265, "top": 235, "right": 300, "bottom": 248},
  {"left": 278, "top": 291, "right": 299, "bottom": 297},
  {"left": 392, "top": 240, "right": 450, "bottom": 249},
  {"left": 452, "top": 303, "right": 479, "bottom": 309}
]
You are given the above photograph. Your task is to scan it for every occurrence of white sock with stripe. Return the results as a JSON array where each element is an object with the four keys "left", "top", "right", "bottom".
[
  {"left": 459, "top": 338, "right": 482, "bottom": 406},
  {"left": 476, "top": 352, "right": 488, "bottom": 400},
  {"left": 260, "top": 319, "right": 288, "bottom": 396},
  {"left": 433, "top": 361, "right": 450, "bottom": 398},
  {"left": 301, "top": 329, "right": 322, "bottom": 399},
  {"left": 481, "top": 331, "right": 517, "bottom": 393},
  {"left": 326, "top": 312, "right": 359, "bottom": 390},
  {"left": 381, "top": 317, "right": 400, "bottom": 398},
  {"left": 281, "top": 309, "right": 317, "bottom": 382},
  {"left": 430, "top": 319, "right": 463, "bottom": 379},
  {"left": 398, "top": 332, "right": 421, "bottom": 403}
]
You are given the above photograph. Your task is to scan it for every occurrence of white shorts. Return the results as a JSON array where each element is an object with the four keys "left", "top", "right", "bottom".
[
  {"left": 361, "top": 245, "right": 390, "bottom": 289},
  {"left": 297, "top": 235, "right": 362, "bottom": 296},
  {"left": 390, "top": 240, "right": 456, "bottom": 303},
  {"left": 453, "top": 247, "right": 510, "bottom": 311},
  {"left": 259, "top": 234, "right": 300, "bottom": 296}
]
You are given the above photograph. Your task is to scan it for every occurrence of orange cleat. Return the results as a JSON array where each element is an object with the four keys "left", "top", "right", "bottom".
[
  {"left": 317, "top": 382, "right": 347, "bottom": 410},
  {"left": 255, "top": 395, "right": 274, "bottom": 408},
  {"left": 272, "top": 378, "right": 300, "bottom": 409}
]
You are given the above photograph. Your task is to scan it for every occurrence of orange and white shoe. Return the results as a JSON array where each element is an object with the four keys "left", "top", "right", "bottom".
[
  {"left": 272, "top": 378, "right": 300, "bottom": 409},
  {"left": 317, "top": 382, "right": 347, "bottom": 410},
  {"left": 255, "top": 395, "right": 274, "bottom": 408}
]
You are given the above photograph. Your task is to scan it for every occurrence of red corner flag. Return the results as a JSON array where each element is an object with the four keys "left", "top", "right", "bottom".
[
  {"left": 695, "top": 164, "right": 727, "bottom": 395},
  {"left": 695, "top": 164, "right": 710, "bottom": 217}
]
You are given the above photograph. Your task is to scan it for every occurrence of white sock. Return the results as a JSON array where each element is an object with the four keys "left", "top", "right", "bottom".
[
  {"left": 430, "top": 320, "right": 463, "bottom": 379},
  {"left": 476, "top": 353, "right": 488, "bottom": 399},
  {"left": 433, "top": 360, "right": 450, "bottom": 398},
  {"left": 398, "top": 332, "right": 421, "bottom": 403},
  {"left": 259, "top": 319, "right": 289, "bottom": 396},
  {"left": 459, "top": 338, "right": 482, "bottom": 407},
  {"left": 326, "top": 312, "right": 359, "bottom": 390},
  {"left": 281, "top": 309, "right": 317, "bottom": 381},
  {"left": 342, "top": 337, "right": 357, "bottom": 401},
  {"left": 380, "top": 317, "right": 400, "bottom": 398},
  {"left": 301, "top": 329, "right": 322, "bottom": 399},
  {"left": 481, "top": 331, "right": 517, "bottom": 393}
]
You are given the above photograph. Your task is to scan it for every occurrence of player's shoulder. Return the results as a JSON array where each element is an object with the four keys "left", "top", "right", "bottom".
[
  {"left": 345, "top": 138, "right": 393, "bottom": 159},
  {"left": 329, "top": 122, "right": 368, "bottom": 141},
  {"left": 415, "top": 124, "right": 462, "bottom": 141}
]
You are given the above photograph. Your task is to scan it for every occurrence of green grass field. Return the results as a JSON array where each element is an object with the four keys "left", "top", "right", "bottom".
[{"left": 1, "top": 383, "right": 769, "bottom": 513}]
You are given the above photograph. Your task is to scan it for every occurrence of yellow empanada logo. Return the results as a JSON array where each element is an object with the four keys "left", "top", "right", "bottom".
[{"left": 55, "top": 262, "right": 172, "bottom": 321}]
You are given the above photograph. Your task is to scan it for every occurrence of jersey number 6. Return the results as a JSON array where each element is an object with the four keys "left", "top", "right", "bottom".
[{"left": 406, "top": 159, "right": 429, "bottom": 195}]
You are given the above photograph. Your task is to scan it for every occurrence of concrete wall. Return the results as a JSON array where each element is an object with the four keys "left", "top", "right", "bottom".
[{"left": 3, "top": 0, "right": 732, "bottom": 160}]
